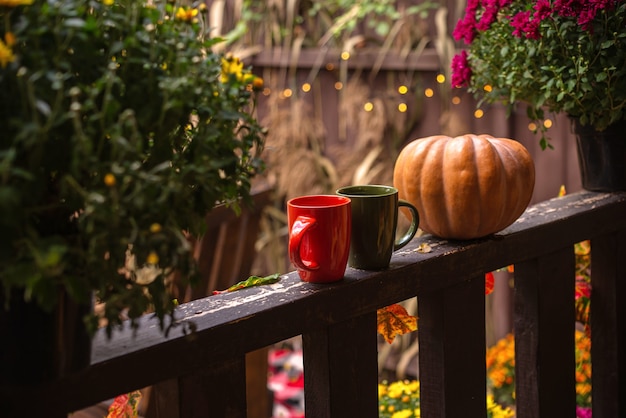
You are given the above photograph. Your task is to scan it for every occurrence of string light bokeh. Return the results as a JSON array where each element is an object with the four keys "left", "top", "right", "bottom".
[{"left": 258, "top": 59, "right": 553, "bottom": 135}]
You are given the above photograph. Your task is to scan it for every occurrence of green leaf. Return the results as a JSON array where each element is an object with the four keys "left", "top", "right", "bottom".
[
  {"left": 601, "top": 40, "right": 614, "bottom": 49},
  {"left": 213, "top": 273, "right": 281, "bottom": 294}
]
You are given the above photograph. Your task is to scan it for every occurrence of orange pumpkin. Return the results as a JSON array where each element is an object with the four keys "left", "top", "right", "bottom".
[{"left": 393, "top": 134, "right": 535, "bottom": 240}]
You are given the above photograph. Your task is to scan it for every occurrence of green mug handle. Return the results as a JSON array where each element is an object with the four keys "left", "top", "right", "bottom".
[{"left": 394, "top": 200, "right": 419, "bottom": 251}]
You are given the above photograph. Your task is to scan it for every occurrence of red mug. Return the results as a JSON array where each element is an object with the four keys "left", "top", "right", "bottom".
[{"left": 287, "top": 195, "right": 351, "bottom": 283}]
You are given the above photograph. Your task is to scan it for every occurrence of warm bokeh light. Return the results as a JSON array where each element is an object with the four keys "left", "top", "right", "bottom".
[
  {"left": 262, "top": 87, "right": 271, "bottom": 96},
  {"left": 283, "top": 88, "right": 293, "bottom": 98},
  {"left": 452, "top": 96, "right": 461, "bottom": 105},
  {"left": 302, "top": 83, "right": 311, "bottom": 93},
  {"left": 341, "top": 51, "right": 350, "bottom": 60},
  {"left": 543, "top": 119, "right": 553, "bottom": 128},
  {"left": 334, "top": 82, "right": 343, "bottom": 90},
  {"left": 436, "top": 74, "right": 446, "bottom": 84},
  {"left": 364, "top": 102, "right": 374, "bottom": 112},
  {"left": 398, "top": 103, "right": 408, "bottom": 112},
  {"left": 424, "top": 88, "right": 434, "bottom": 98},
  {"left": 474, "top": 109, "right": 484, "bottom": 118},
  {"left": 398, "top": 85, "right": 409, "bottom": 94},
  {"left": 325, "top": 63, "right": 335, "bottom": 71},
  {"left": 528, "top": 122, "right": 538, "bottom": 131}
]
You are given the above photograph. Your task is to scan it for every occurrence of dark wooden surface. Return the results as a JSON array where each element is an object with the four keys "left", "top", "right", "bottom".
[
  {"left": 514, "top": 249, "right": 576, "bottom": 417},
  {"left": 591, "top": 231, "right": 626, "bottom": 418},
  {"left": 1, "top": 191, "right": 624, "bottom": 417}
]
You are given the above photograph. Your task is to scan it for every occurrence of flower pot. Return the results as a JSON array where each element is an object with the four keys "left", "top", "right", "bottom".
[
  {"left": 0, "top": 288, "right": 92, "bottom": 386},
  {"left": 573, "top": 119, "right": 626, "bottom": 192}
]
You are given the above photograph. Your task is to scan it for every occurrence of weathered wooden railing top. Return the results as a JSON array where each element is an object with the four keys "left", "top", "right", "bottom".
[{"left": 2, "top": 190, "right": 625, "bottom": 417}]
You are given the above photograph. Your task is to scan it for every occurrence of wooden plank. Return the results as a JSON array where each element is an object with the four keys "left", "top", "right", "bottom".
[
  {"left": 178, "top": 356, "right": 247, "bottom": 418},
  {"left": 591, "top": 231, "right": 626, "bottom": 418},
  {"left": 418, "top": 274, "right": 486, "bottom": 417},
  {"left": 245, "top": 347, "right": 271, "bottom": 418},
  {"left": 248, "top": 47, "right": 441, "bottom": 71},
  {"left": 303, "top": 311, "right": 378, "bottom": 418},
  {"left": 148, "top": 379, "right": 180, "bottom": 418},
  {"left": 514, "top": 248, "right": 576, "bottom": 418}
]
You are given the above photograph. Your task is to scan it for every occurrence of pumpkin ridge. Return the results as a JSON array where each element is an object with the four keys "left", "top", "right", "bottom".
[
  {"left": 492, "top": 139, "right": 534, "bottom": 226},
  {"left": 480, "top": 137, "right": 508, "bottom": 235},
  {"left": 422, "top": 137, "right": 448, "bottom": 236}
]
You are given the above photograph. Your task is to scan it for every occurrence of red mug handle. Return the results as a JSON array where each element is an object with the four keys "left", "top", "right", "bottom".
[{"left": 289, "top": 216, "right": 320, "bottom": 271}]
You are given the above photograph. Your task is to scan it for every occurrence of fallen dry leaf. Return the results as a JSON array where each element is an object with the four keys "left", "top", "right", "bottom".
[
  {"left": 416, "top": 243, "right": 432, "bottom": 253},
  {"left": 377, "top": 304, "right": 418, "bottom": 344}
]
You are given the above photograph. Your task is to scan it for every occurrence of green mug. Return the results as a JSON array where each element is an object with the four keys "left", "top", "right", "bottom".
[{"left": 336, "top": 185, "right": 419, "bottom": 270}]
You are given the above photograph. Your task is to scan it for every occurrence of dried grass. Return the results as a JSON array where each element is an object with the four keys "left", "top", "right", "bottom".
[{"left": 258, "top": 93, "right": 336, "bottom": 202}]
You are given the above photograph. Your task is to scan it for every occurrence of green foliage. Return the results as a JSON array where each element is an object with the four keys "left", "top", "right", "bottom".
[
  {"left": 451, "top": 0, "right": 626, "bottom": 149},
  {"left": 0, "top": 0, "right": 265, "bottom": 336}
]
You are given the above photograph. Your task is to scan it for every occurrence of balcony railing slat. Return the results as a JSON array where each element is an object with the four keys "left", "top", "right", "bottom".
[
  {"left": 179, "top": 355, "right": 247, "bottom": 417},
  {"left": 514, "top": 248, "right": 576, "bottom": 418},
  {"left": 591, "top": 231, "right": 626, "bottom": 418},
  {"left": 418, "top": 273, "right": 486, "bottom": 418},
  {"left": 303, "top": 311, "right": 379, "bottom": 417}
]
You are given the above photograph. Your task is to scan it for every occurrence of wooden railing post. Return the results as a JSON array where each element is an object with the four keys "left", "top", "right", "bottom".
[
  {"left": 302, "top": 311, "right": 379, "bottom": 418},
  {"left": 418, "top": 274, "right": 486, "bottom": 417},
  {"left": 591, "top": 231, "right": 626, "bottom": 418},
  {"left": 514, "top": 248, "right": 576, "bottom": 417},
  {"left": 179, "top": 355, "right": 247, "bottom": 417}
]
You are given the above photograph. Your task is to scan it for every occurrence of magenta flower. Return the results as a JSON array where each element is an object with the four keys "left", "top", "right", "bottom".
[
  {"left": 453, "top": 0, "right": 481, "bottom": 43},
  {"left": 453, "top": 16, "right": 476, "bottom": 43},
  {"left": 576, "top": 406, "right": 592, "bottom": 418},
  {"left": 477, "top": 3, "right": 499, "bottom": 31},
  {"left": 553, "top": 0, "right": 579, "bottom": 17},
  {"left": 533, "top": 0, "right": 553, "bottom": 20},
  {"left": 451, "top": 51, "right": 472, "bottom": 88},
  {"left": 577, "top": 0, "right": 616, "bottom": 30},
  {"left": 510, "top": 10, "right": 532, "bottom": 38}
]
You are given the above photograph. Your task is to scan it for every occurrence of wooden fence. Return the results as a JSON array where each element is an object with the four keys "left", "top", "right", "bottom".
[{"left": 1, "top": 190, "right": 624, "bottom": 417}]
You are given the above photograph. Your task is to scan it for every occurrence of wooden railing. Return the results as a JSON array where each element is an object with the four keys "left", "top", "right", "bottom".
[{"left": 2, "top": 191, "right": 625, "bottom": 418}]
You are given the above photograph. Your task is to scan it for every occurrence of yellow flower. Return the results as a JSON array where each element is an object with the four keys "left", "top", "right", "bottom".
[
  {"left": 175, "top": 6, "right": 198, "bottom": 22},
  {"left": 221, "top": 55, "right": 244, "bottom": 83},
  {"left": 0, "top": 40, "right": 14, "bottom": 68},
  {"left": 391, "top": 410, "right": 413, "bottom": 418},
  {"left": 487, "top": 395, "right": 515, "bottom": 418}
]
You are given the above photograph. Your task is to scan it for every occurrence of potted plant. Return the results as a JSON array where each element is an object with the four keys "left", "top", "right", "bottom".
[
  {"left": 0, "top": 0, "right": 265, "bottom": 384},
  {"left": 450, "top": 0, "right": 626, "bottom": 191}
]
